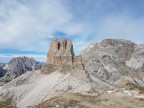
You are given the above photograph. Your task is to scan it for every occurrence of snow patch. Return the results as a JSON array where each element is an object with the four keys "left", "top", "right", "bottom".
[{"left": 107, "top": 91, "right": 113, "bottom": 94}]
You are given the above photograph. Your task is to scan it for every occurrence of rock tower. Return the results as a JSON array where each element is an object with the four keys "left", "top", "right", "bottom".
[{"left": 42, "top": 39, "right": 84, "bottom": 73}]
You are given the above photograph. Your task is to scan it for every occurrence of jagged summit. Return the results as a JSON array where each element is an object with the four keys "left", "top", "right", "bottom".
[
  {"left": 43, "top": 39, "right": 83, "bottom": 73},
  {"left": 5, "top": 56, "right": 42, "bottom": 78},
  {"left": 101, "top": 39, "right": 136, "bottom": 47}
]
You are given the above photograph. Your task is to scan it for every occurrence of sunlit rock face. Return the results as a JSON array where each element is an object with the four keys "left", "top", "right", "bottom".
[
  {"left": 42, "top": 39, "right": 84, "bottom": 74},
  {"left": 47, "top": 39, "right": 74, "bottom": 64}
]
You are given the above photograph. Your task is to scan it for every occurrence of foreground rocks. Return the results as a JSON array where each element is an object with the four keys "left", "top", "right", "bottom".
[{"left": 32, "top": 91, "right": 144, "bottom": 108}]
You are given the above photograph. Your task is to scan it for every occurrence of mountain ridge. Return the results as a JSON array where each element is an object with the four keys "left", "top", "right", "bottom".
[
  {"left": 0, "top": 57, "right": 43, "bottom": 86},
  {"left": 0, "top": 38, "right": 144, "bottom": 108}
]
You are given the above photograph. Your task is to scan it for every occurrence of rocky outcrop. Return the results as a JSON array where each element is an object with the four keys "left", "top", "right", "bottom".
[
  {"left": 47, "top": 39, "right": 74, "bottom": 64},
  {"left": 42, "top": 39, "right": 84, "bottom": 74},
  {"left": 81, "top": 39, "right": 144, "bottom": 90},
  {"left": 4, "top": 57, "right": 42, "bottom": 78}
]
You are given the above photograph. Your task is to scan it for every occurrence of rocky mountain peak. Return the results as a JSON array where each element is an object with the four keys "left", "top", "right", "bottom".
[
  {"left": 101, "top": 39, "right": 136, "bottom": 47},
  {"left": 5, "top": 56, "right": 42, "bottom": 78}
]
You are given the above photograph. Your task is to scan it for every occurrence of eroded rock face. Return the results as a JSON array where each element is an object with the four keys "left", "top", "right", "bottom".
[
  {"left": 81, "top": 39, "right": 144, "bottom": 90},
  {"left": 47, "top": 39, "right": 74, "bottom": 64},
  {"left": 43, "top": 39, "right": 83, "bottom": 74}
]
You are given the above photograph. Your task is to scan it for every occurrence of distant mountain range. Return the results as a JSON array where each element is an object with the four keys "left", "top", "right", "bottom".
[{"left": 0, "top": 57, "right": 43, "bottom": 85}]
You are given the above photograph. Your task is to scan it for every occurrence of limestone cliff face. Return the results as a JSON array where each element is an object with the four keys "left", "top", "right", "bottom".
[
  {"left": 43, "top": 39, "right": 83, "bottom": 74},
  {"left": 47, "top": 39, "right": 59, "bottom": 64},
  {"left": 81, "top": 39, "right": 144, "bottom": 90},
  {"left": 47, "top": 39, "right": 74, "bottom": 64}
]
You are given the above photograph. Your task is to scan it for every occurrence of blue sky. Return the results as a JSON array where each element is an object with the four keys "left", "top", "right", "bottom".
[{"left": 0, "top": 0, "right": 144, "bottom": 62}]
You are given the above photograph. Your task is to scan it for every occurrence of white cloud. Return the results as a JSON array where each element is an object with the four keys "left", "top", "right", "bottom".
[
  {"left": 0, "top": 0, "right": 84, "bottom": 52},
  {"left": 0, "top": 0, "right": 144, "bottom": 55}
]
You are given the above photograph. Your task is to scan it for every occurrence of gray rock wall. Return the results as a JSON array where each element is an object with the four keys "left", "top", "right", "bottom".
[{"left": 81, "top": 39, "right": 144, "bottom": 90}]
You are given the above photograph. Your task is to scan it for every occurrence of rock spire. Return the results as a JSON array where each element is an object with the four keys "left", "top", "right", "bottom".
[
  {"left": 47, "top": 39, "right": 74, "bottom": 64},
  {"left": 42, "top": 39, "right": 84, "bottom": 74}
]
